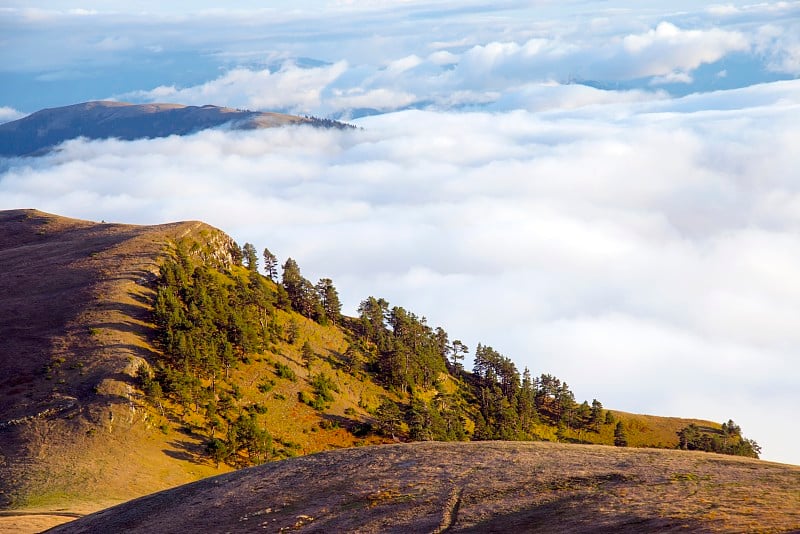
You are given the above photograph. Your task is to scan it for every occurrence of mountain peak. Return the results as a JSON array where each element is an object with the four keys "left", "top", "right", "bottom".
[{"left": 0, "top": 101, "right": 351, "bottom": 157}]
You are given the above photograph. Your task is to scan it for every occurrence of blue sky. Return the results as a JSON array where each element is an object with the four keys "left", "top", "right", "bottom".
[{"left": 1, "top": 1, "right": 800, "bottom": 465}]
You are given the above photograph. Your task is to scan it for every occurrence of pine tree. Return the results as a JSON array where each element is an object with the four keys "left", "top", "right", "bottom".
[
  {"left": 375, "top": 398, "right": 403, "bottom": 439},
  {"left": 449, "top": 339, "right": 468, "bottom": 372},
  {"left": 301, "top": 341, "right": 315, "bottom": 368},
  {"left": 614, "top": 421, "right": 628, "bottom": 447},
  {"left": 262, "top": 247, "right": 278, "bottom": 280},
  {"left": 316, "top": 278, "right": 342, "bottom": 325},
  {"left": 242, "top": 243, "right": 258, "bottom": 272},
  {"left": 590, "top": 399, "right": 604, "bottom": 431},
  {"left": 282, "top": 258, "right": 304, "bottom": 308}
]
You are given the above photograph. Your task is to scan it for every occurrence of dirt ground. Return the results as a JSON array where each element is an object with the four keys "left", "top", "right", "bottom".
[{"left": 48, "top": 441, "right": 800, "bottom": 533}]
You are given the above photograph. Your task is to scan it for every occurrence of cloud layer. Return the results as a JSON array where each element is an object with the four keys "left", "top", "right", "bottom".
[
  {"left": 2, "top": 79, "right": 800, "bottom": 464},
  {"left": 2, "top": 1, "right": 799, "bottom": 113},
  {"left": 1, "top": 0, "right": 800, "bottom": 466}
]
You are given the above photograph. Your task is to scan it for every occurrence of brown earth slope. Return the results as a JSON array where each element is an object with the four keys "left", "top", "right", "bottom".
[
  {"left": 0, "top": 210, "right": 235, "bottom": 522},
  {"left": 48, "top": 441, "right": 800, "bottom": 533}
]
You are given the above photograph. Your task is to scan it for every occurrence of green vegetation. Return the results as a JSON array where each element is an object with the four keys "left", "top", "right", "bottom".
[
  {"left": 142, "top": 239, "right": 761, "bottom": 468},
  {"left": 614, "top": 421, "right": 628, "bottom": 447},
  {"left": 677, "top": 420, "right": 761, "bottom": 458}
]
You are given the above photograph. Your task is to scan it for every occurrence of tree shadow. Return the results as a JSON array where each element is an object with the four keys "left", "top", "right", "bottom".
[
  {"left": 163, "top": 439, "right": 210, "bottom": 466},
  {"left": 320, "top": 413, "right": 371, "bottom": 437}
]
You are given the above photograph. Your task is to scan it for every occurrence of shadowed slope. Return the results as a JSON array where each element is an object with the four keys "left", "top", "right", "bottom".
[
  {"left": 0, "top": 210, "right": 234, "bottom": 514},
  {"left": 48, "top": 441, "right": 800, "bottom": 533},
  {"left": 0, "top": 101, "right": 343, "bottom": 157}
]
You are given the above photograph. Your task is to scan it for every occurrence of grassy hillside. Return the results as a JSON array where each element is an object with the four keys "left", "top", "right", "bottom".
[
  {"left": 0, "top": 210, "right": 390, "bottom": 524},
  {"left": 0, "top": 209, "right": 773, "bottom": 533}
]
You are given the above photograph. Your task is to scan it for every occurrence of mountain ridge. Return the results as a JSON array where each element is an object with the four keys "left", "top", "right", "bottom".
[{"left": 0, "top": 101, "right": 352, "bottom": 157}]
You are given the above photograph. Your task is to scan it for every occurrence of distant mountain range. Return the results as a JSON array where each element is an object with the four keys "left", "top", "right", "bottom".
[{"left": 0, "top": 101, "right": 352, "bottom": 157}]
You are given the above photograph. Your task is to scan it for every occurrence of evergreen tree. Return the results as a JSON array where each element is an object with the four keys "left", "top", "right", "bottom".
[
  {"left": 590, "top": 399, "right": 604, "bottom": 431},
  {"left": 614, "top": 421, "right": 628, "bottom": 447},
  {"left": 242, "top": 243, "right": 258, "bottom": 272},
  {"left": 205, "top": 438, "right": 228, "bottom": 468},
  {"left": 301, "top": 341, "right": 315, "bottom": 368},
  {"left": 316, "top": 278, "right": 342, "bottom": 325},
  {"left": 286, "top": 318, "right": 300, "bottom": 344},
  {"left": 449, "top": 339, "right": 468, "bottom": 372},
  {"left": 375, "top": 398, "right": 403, "bottom": 439},
  {"left": 262, "top": 247, "right": 278, "bottom": 281}
]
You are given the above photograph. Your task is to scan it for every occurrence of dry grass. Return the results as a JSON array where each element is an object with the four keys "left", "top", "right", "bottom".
[{"left": 48, "top": 441, "right": 800, "bottom": 533}]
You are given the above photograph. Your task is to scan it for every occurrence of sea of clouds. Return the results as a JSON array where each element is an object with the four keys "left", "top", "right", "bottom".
[{"left": 1, "top": 0, "right": 799, "bottom": 464}]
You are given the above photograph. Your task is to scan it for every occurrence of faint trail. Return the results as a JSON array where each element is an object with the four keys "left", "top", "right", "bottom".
[{"left": 433, "top": 486, "right": 463, "bottom": 533}]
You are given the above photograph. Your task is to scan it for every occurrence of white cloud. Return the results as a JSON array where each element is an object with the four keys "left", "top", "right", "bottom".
[
  {"left": 124, "top": 61, "right": 349, "bottom": 113},
  {"left": 109, "top": 20, "right": 750, "bottom": 118},
  {"left": 329, "top": 88, "right": 418, "bottom": 112},
  {"left": 2, "top": 80, "right": 800, "bottom": 465},
  {"left": 707, "top": 4, "right": 741, "bottom": 16},
  {"left": 0, "top": 106, "right": 25, "bottom": 123}
]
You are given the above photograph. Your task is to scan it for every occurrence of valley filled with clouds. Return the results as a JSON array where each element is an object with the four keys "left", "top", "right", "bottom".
[{"left": 1, "top": 0, "right": 799, "bottom": 464}]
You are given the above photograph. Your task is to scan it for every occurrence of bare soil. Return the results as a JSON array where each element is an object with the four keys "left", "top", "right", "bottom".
[{"left": 47, "top": 441, "right": 800, "bottom": 533}]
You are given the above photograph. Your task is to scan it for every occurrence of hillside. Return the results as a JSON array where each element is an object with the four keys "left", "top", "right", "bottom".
[
  {"left": 0, "top": 209, "right": 776, "bottom": 532},
  {"left": 48, "top": 441, "right": 800, "bottom": 533},
  {"left": 0, "top": 101, "right": 353, "bottom": 157},
  {"left": 0, "top": 210, "right": 235, "bottom": 516},
  {"left": 0, "top": 210, "right": 389, "bottom": 516}
]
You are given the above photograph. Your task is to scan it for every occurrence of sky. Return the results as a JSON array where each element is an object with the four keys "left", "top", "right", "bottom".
[{"left": 1, "top": 1, "right": 799, "bottom": 465}]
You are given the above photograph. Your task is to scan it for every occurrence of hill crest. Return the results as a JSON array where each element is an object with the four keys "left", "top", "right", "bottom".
[
  {"left": 0, "top": 101, "right": 352, "bottom": 157},
  {"left": 47, "top": 441, "right": 800, "bottom": 533}
]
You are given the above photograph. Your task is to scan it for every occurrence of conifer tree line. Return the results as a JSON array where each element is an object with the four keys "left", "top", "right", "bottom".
[{"left": 141, "top": 239, "right": 760, "bottom": 466}]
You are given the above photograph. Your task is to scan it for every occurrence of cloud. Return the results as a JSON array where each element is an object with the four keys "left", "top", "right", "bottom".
[
  {"left": 112, "top": 20, "right": 750, "bottom": 117},
  {"left": 619, "top": 22, "right": 748, "bottom": 76},
  {"left": 328, "top": 88, "right": 418, "bottom": 113},
  {"left": 4, "top": 1, "right": 798, "bottom": 116},
  {"left": 123, "top": 61, "right": 349, "bottom": 113},
  {"left": 0, "top": 106, "right": 25, "bottom": 123},
  {"left": 2, "top": 79, "right": 800, "bottom": 464}
]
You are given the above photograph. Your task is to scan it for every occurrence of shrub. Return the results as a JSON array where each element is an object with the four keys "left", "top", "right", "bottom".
[
  {"left": 274, "top": 362, "right": 297, "bottom": 382},
  {"left": 257, "top": 379, "right": 275, "bottom": 393}
]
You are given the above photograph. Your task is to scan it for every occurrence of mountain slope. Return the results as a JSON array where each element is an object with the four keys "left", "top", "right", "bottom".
[
  {"left": 0, "top": 209, "right": 776, "bottom": 532},
  {"left": 0, "top": 209, "right": 393, "bottom": 530},
  {"left": 0, "top": 210, "right": 236, "bottom": 512},
  {"left": 48, "top": 441, "right": 800, "bottom": 533},
  {"left": 0, "top": 101, "right": 349, "bottom": 157}
]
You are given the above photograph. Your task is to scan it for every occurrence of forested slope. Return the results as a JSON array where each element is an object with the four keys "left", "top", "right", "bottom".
[
  {"left": 141, "top": 229, "right": 762, "bottom": 470},
  {"left": 0, "top": 209, "right": 763, "bottom": 532}
]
